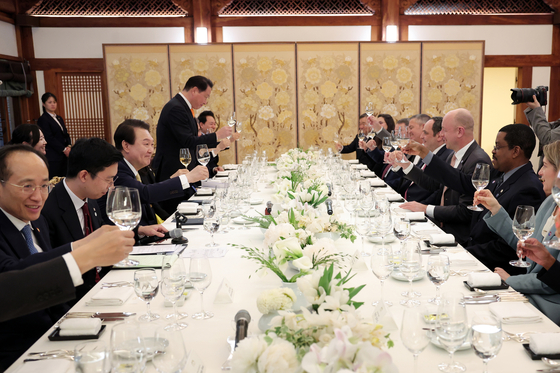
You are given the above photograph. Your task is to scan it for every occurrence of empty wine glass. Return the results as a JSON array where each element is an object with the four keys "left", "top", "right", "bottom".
[
  {"left": 427, "top": 254, "right": 450, "bottom": 305},
  {"left": 401, "top": 306, "right": 431, "bottom": 373},
  {"left": 436, "top": 292, "right": 469, "bottom": 373},
  {"left": 110, "top": 322, "right": 146, "bottom": 373},
  {"left": 333, "top": 133, "right": 342, "bottom": 154},
  {"left": 400, "top": 239, "right": 422, "bottom": 307},
  {"left": 152, "top": 325, "right": 188, "bottom": 373},
  {"left": 365, "top": 101, "right": 374, "bottom": 117},
  {"left": 190, "top": 256, "right": 214, "bottom": 320},
  {"left": 179, "top": 148, "right": 191, "bottom": 168},
  {"left": 374, "top": 212, "right": 393, "bottom": 251},
  {"left": 510, "top": 205, "right": 535, "bottom": 268},
  {"left": 371, "top": 248, "right": 394, "bottom": 307},
  {"left": 471, "top": 312, "right": 503, "bottom": 373},
  {"left": 355, "top": 218, "right": 371, "bottom": 257},
  {"left": 204, "top": 213, "right": 220, "bottom": 247},
  {"left": 238, "top": 198, "right": 251, "bottom": 230},
  {"left": 393, "top": 217, "right": 411, "bottom": 243},
  {"left": 468, "top": 163, "right": 490, "bottom": 211},
  {"left": 134, "top": 269, "right": 160, "bottom": 321},
  {"left": 161, "top": 255, "right": 188, "bottom": 330},
  {"left": 106, "top": 186, "right": 141, "bottom": 267}
]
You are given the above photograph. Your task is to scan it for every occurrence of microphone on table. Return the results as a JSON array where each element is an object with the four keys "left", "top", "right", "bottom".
[
  {"left": 137, "top": 228, "right": 187, "bottom": 245},
  {"left": 265, "top": 201, "right": 273, "bottom": 215},
  {"left": 325, "top": 199, "right": 333, "bottom": 215},
  {"left": 327, "top": 183, "right": 332, "bottom": 197},
  {"left": 234, "top": 310, "right": 251, "bottom": 347}
]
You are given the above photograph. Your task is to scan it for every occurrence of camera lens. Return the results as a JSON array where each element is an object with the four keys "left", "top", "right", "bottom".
[{"left": 510, "top": 88, "right": 537, "bottom": 105}]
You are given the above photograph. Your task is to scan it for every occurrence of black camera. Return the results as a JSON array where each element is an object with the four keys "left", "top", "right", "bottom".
[{"left": 510, "top": 86, "right": 548, "bottom": 106}]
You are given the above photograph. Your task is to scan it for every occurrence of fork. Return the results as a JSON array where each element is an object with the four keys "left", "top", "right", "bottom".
[{"left": 221, "top": 336, "right": 236, "bottom": 370}]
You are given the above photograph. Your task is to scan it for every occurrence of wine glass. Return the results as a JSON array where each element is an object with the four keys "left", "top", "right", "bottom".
[
  {"left": 396, "top": 127, "right": 410, "bottom": 163},
  {"left": 344, "top": 193, "right": 358, "bottom": 225},
  {"left": 236, "top": 121, "right": 242, "bottom": 134},
  {"left": 204, "top": 213, "right": 220, "bottom": 247},
  {"left": 468, "top": 163, "right": 490, "bottom": 211},
  {"left": 374, "top": 212, "right": 393, "bottom": 251},
  {"left": 427, "top": 254, "right": 450, "bottom": 304},
  {"left": 510, "top": 205, "right": 535, "bottom": 268},
  {"left": 134, "top": 269, "right": 160, "bottom": 321},
  {"left": 228, "top": 111, "right": 236, "bottom": 127},
  {"left": 152, "top": 325, "right": 188, "bottom": 373},
  {"left": 358, "top": 130, "right": 366, "bottom": 143},
  {"left": 179, "top": 148, "right": 191, "bottom": 168},
  {"left": 401, "top": 306, "right": 431, "bottom": 373},
  {"left": 190, "top": 256, "right": 214, "bottom": 320},
  {"left": 365, "top": 101, "right": 374, "bottom": 117},
  {"left": 106, "top": 186, "right": 141, "bottom": 267},
  {"left": 371, "top": 248, "right": 394, "bottom": 307},
  {"left": 436, "top": 292, "right": 469, "bottom": 373},
  {"left": 355, "top": 218, "right": 371, "bottom": 257},
  {"left": 75, "top": 341, "right": 109, "bottom": 373},
  {"left": 161, "top": 255, "right": 188, "bottom": 330},
  {"left": 196, "top": 144, "right": 210, "bottom": 167},
  {"left": 382, "top": 137, "right": 393, "bottom": 163},
  {"left": 238, "top": 198, "right": 251, "bottom": 230},
  {"left": 110, "top": 322, "right": 146, "bottom": 373},
  {"left": 393, "top": 217, "right": 411, "bottom": 243},
  {"left": 471, "top": 312, "right": 503, "bottom": 373},
  {"left": 333, "top": 133, "right": 342, "bottom": 154},
  {"left": 400, "top": 239, "right": 422, "bottom": 307}
]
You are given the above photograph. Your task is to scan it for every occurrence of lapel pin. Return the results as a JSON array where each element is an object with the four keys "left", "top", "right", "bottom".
[{"left": 36, "top": 228, "right": 40, "bottom": 232}]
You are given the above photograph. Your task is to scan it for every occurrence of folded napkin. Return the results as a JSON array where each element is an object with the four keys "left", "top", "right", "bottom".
[
  {"left": 467, "top": 272, "right": 502, "bottom": 287},
  {"left": 489, "top": 302, "right": 542, "bottom": 324},
  {"left": 369, "top": 179, "right": 386, "bottom": 187},
  {"left": 15, "top": 360, "right": 73, "bottom": 373},
  {"left": 86, "top": 287, "right": 134, "bottom": 306},
  {"left": 59, "top": 318, "right": 102, "bottom": 336},
  {"left": 215, "top": 171, "right": 230, "bottom": 177},
  {"left": 429, "top": 233, "right": 455, "bottom": 245},
  {"left": 406, "top": 212, "right": 425, "bottom": 221},
  {"left": 348, "top": 159, "right": 359, "bottom": 164},
  {"left": 529, "top": 333, "right": 560, "bottom": 354},
  {"left": 386, "top": 194, "right": 404, "bottom": 202},
  {"left": 196, "top": 187, "right": 213, "bottom": 196},
  {"left": 360, "top": 170, "right": 376, "bottom": 178},
  {"left": 446, "top": 252, "right": 477, "bottom": 267},
  {"left": 178, "top": 202, "right": 198, "bottom": 214},
  {"left": 223, "top": 164, "right": 238, "bottom": 170},
  {"left": 351, "top": 164, "right": 368, "bottom": 170}
]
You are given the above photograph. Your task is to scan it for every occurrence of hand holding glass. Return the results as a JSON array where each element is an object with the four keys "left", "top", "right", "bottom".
[
  {"left": 468, "top": 163, "right": 490, "bottom": 211},
  {"left": 510, "top": 205, "right": 535, "bottom": 268}
]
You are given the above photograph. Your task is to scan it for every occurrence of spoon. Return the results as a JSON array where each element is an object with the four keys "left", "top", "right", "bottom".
[{"left": 543, "top": 358, "right": 560, "bottom": 367}]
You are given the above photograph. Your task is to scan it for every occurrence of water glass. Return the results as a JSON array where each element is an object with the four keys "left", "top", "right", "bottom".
[
  {"left": 427, "top": 254, "right": 450, "bottom": 305},
  {"left": 436, "top": 292, "right": 469, "bottom": 373},
  {"left": 75, "top": 341, "right": 109, "bottom": 373},
  {"left": 161, "top": 255, "right": 188, "bottom": 330},
  {"left": 471, "top": 312, "right": 502, "bottom": 373},
  {"left": 110, "top": 322, "right": 146, "bottom": 373},
  {"left": 371, "top": 248, "right": 394, "bottom": 307},
  {"left": 152, "top": 325, "right": 188, "bottom": 373},
  {"left": 401, "top": 307, "right": 431, "bottom": 373},
  {"left": 204, "top": 214, "right": 220, "bottom": 247},
  {"left": 134, "top": 269, "right": 160, "bottom": 321},
  {"left": 190, "top": 255, "right": 214, "bottom": 319},
  {"left": 400, "top": 240, "right": 422, "bottom": 306}
]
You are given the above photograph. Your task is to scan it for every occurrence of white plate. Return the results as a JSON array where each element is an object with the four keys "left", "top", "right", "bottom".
[
  {"left": 390, "top": 269, "right": 425, "bottom": 282},
  {"left": 233, "top": 217, "right": 258, "bottom": 226},
  {"left": 368, "top": 235, "right": 396, "bottom": 244},
  {"left": 250, "top": 198, "right": 264, "bottom": 205},
  {"left": 430, "top": 336, "right": 472, "bottom": 351}
]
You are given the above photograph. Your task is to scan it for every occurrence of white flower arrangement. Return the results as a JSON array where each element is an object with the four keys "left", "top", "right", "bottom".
[{"left": 257, "top": 288, "right": 297, "bottom": 315}]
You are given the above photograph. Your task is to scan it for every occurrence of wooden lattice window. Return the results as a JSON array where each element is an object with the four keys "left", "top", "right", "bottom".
[
  {"left": 404, "top": 0, "right": 552, "bottom": 15},
  {"left": 29, "top": 0, "right": 187, "bottom": 17},
  {"left": 219, "top": 0, "right": 374, "bottom": 16},
  {"left": 59, "top": 73, "right": 107, "bottom": 142}
]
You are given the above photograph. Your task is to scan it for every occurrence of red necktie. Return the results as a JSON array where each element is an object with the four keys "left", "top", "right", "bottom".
[{"left": 83, "top": 202, "right": 100, "bottom": 282}]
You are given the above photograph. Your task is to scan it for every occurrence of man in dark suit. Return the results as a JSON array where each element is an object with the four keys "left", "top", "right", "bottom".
[
  {"left": 0, "top": 144, "right": 134, "bottom": 369},
  {"left": 41, "top": 137, "right": 123, "bottom": 302},
  {"left": 400, "top": 108, "right": 492, "bottom": 246},
  {"left": 336, "top": 114, "right": 377, "bottom": 171},
  {"left": 98, "top": 119, "right": 208, "bottom": 226},
  {"left": 197, "top": 111, "right": 237, "bottom": 178}
]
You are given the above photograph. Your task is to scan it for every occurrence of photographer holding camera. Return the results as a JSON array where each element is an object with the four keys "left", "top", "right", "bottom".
[{"left": 525, "top": 94, "right": 560, "bottom": 147}]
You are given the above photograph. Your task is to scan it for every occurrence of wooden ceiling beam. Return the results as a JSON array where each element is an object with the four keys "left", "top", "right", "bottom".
[
  {"left": 30, "top": 16, "right": 192, "bottom": 27},
  {"left": 16, "top": 0, "right": 43, "bottom": 14},
  {"left": 401, "top": 14, "right": 554, "bottom": 26},
  {"left": 213, "top": 15, "right": 381, "bottom": 27},
  {"left": 485, "top": 54, "right": 560, "bottom": 67},
  {"left": 0, "top": 0, "right": 15, "bottom": 14}
]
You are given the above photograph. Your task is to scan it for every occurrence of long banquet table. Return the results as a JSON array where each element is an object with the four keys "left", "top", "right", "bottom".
[{"left": 6, "top": 163, "right": 560, "bottom": 373}]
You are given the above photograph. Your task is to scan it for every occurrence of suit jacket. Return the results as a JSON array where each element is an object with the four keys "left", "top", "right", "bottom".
[
  {"left": 37, "top": 112, "right": 71, "bottom": 177},
  {"left": 138, "top": 166, "right": 171, "bottom": 219},
  {"left": 538, "top": 260, "right": 560, "bottom": 294},
  {"left": 0, "top": 256, "right": 75, "bottom": 323},
  {"left": 0, "top": 210, "right": 71, "bottom": 370},
  {"left": 406, "top": 141, "right": 491, "bottom": 245},
  {"left": 41, "top": 182, "right": 106, "bottom": 302},
  {"left": 525, "top": 106, "right": 560, "bottom": 145},
  {"left": 153, "top": 94, "right": 219, "bottom": 182},
  {"left": 97, "top": 159, "right": 184, "bottom": 226},
  {"left": 483, "top": 196, "right": 560, "bottom": 324},
  {"left": 341, "top": 134, "right": 377, "bottom": 171}
]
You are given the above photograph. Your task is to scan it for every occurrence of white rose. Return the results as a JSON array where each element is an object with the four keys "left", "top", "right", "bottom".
[
  {"left": 257, "top": 338, "right": 299, "bottom": 373},
  {"left": 231, "top": 336, "right": 268, "bottom": 373}
]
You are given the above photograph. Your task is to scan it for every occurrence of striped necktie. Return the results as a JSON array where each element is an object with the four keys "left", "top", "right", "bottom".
[{"left": 21, "top": 225, "right": 38, "bottom": 255}]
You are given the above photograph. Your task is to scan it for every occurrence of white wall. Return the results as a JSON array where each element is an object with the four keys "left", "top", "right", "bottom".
[
  {"left": 408, "top": 25, "right": 552, "bottom": 55},
  {"left": 32, "top": 27, "right": 185, "bottom": 58},
  {"left": 36, "top": 70, "right": 45, "bottom": 109},
  {"left": 0, "top": 20, "right": 18, "bottom": 57},
  {"left": 223, "top": 26, "right": 372, "bottom": 42}
]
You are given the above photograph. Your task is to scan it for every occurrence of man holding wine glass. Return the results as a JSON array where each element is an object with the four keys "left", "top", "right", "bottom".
[
  {"left": 334, "top": 113, "right": 377, "bottom": 171},
  {"left": 198, "top": 111, "right": 240, "bottom": 177}
]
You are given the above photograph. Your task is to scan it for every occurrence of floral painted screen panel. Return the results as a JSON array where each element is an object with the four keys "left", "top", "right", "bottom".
[
  {"left": 296, "top": 43, "right": 359, "bottom": 155},
  {"left": 232, "top": 43, "right": 297, "bottom": 161},
  {"left": 421, "top": 41, "right": 484, "bottom": 141},
  {"left": 169, "top": 44, "right": 236, "bottom": 165},
  {"left": 104, "top": 45, "right": 171, "bottom": 142},
  {"left": 360, "top": 42, "right": 421, "bottom": 121}
]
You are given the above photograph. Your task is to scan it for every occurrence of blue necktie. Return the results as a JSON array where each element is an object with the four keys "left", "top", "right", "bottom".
[{"left": 21, "top": 225, "right": 38, "bottom": 255}]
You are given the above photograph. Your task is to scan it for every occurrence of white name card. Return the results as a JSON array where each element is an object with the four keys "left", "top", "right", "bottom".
[
  {"left": 214, "top": 278, "right": 234, "bottom": 304},
  {"left": 185, "top": 350, "right": 205, "bottom": 373},
  {"left": 351, "top": 250, "right": 368, "bottom": 272}
]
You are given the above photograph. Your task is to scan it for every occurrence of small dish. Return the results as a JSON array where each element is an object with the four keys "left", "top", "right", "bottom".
[
  {"left": 367, "top": 235, "right": 396, "bottom": 244},
  {"left": 523, "top": 344, "right": 560, "bottom": 361},
  {"left": 250, "top": 198, "right": 264, "bottom": 205},
  {"left": 431, "top": 335, "right": 471, "bottom": 351},
  {"left": 463, "top": 281, "right": 509, "bottom": 291},
  {"left": 48, "top": 325, "right": 106, "bottom": 341}
]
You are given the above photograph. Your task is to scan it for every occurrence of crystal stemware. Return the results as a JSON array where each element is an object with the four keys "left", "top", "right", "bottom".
[
  {"left": 134, "top": 269, "right": 160, "bottom": 321},
  {"left": 161, "top": 255, "right": 188, "bottom": 330},
  {"left": 179, "top": 148, "right": 191, "bottom": 168},
  {"left": 106, "top": 186, "right": 141, "bottom": 267},
  {"left": 190, "top": 256, "right": 214, "bottom": 320},
  {"left": 468, "top": 163, "right": 490, "bottom": 211},
  {"left": 110, "top": 322, "right": 146, "bottom": 373},
  {"left": 152, "top": 325, "right": 188, "bottom": 373},
  {"left": 510, "top": 205, "right": 535, "bottom": 268},
  {"left": 436, "top": 292, "right": 469, "bottom": 373},
  {"left": 471, "top": 312, "right": 503, "bottom": 373},
  {"left": 427, "top": 254, "right": 450, "bottom": 305},
  {"left": 401, "top": 306, "right": 431, "bottom": 373},
  {"left": 400, "top": 239, "right": 422, "bottom": 306}
]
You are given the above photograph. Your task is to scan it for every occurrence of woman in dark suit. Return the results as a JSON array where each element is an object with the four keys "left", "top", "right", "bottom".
[
  {"left": 9, "top": 123, "right": 47, "bottom": 155},
  {"left": 37, "top": 92, "right": 71, "bottom": 178}
]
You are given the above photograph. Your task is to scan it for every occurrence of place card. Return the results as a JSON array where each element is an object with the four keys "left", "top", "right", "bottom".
[
  {"left": 214, "top": 278, "right": 234, "bottom": 304},
  {"left": 185, "top": 350, "right": 205, "bottom": 373},
  {"left": 351, "top": 250, "right": 368, "bottom": 272}
]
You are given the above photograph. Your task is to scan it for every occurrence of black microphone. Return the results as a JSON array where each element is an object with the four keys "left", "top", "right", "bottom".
[
  {"left": 137, "top": 228, "right": 184, "bottom": 245},
  {"left": 325, "top": 199, "right": 333, "bottom": 215},
  {"left": 234, "top": 310, "right": 251, "bottom": 347},
  {"left": 326, "top": 183, "right": 332, "bottom": 197}
]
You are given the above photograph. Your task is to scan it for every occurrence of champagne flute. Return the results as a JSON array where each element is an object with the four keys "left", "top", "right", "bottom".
[
  {"left": 427, "top": 254, "right": 450, "bottom": 304},
  {"left": 436, "top": 292, "right": 469, "bottom": 373},
  {"left": 401, "top": 306, "right": 431, "bottom": 373},
  {"left": 134, "top": 269, "right": 160, "bottom": 321},
  {"left": 179, "top": 148, "right": 191, "bottom": 168},
  {"left": 204, "top": 213, "right": 220, "bottom": 247},
  {"left": 510, "top": 205, "right": 535, "bottom": 268},
  {"left": 400, "top": 239, "right": 422, "bottom": 307},
  {"left": 468, "top": 163, "right": 490, "bottom": 211},
  {"left": 371, "top": 248, "right": 394, "bottom": 307},
  {"left": 106, "top": 186, "right": 141, "bottom": 267},
  {"left": 365, "top": 102, "right": 374, "bottom": 117},
  {"left": 110, "top": 322, "right": 146, "bottom": 373},
  {"left": 190, "top": 256, "right": 214, "bottom": 320},
  {"left": 471, "top": 313, "right": 503, "bottom": 373},
  {"left": 161, "top": 255, "right": 188, "bottom": 330},
  {"left": 152, "top": 325, "right": 188, "bottom": 373}
]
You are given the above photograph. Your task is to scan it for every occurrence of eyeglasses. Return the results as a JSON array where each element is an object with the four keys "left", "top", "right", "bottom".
[
  {"left": 0, "top": 180, "right": 49, "bottom": 195},
  {"left": 108, "top": 175, "right": 119, "bottom": 186},
  {"left": 493, "top": 145, "right": 508, "bottom": 152}
]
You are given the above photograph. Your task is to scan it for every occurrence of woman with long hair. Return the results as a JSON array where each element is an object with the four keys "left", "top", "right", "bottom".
[{"left": 9, "top": 124, "right": 47, "bottom": 155}]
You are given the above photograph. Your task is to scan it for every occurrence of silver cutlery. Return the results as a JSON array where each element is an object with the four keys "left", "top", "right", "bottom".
[{"left": 221, "top": 336, "right": 236, "bottom": 370}]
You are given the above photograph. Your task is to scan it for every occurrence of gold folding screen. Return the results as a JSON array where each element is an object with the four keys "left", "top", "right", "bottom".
[{"left": 103, "top": 42, "right": 484, "bottom": 162}]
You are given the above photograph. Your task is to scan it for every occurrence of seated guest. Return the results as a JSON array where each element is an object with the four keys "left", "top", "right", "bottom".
[
  {"left": 403, "top": 122, "right": 545, "bottom": 270},
  {"left": 98, "top": 119, "right": 208, "bottom": 226},
  {"left": 335, "top": 113, "right": 378, "bottom": 171},
  {"left": 9, "top": 123, "right": 47, "bottom": 155},
  {"left": 0, "top": 225, "right": 134, "bottom": 323},
  {"left": 0, "top": 144, "right": 133, "bottom": 369},
  {"left": 360, "top": 114, "right": 395, "bottom": 178},
  {"left": 197, "top": 111, "right": 237, "bottom": 177},
  {"left": 395, "top": 117, "right": 409, "bottom": 134},
  {"left": 474, "top": 141, "right": 560, "bottom": 324}
]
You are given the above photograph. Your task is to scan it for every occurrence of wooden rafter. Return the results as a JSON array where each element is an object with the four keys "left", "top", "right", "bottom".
[
  {"left": 543, "top": 0, "right": 560, "bottom": 12},
  {"left": 360, "top": 0, "right": 380, "bottom": 14},
  {"left": 212, "top": 0, "right": 233, "bottom": 15},
  {"left": 400, "top": 0, "right": 420, "bottom": 14},
  {"left": 171, "top": 0, "right": 193, "bottom": 15},
  {"left": 18, "top": 0, "right": 44, "bottom": 14}
]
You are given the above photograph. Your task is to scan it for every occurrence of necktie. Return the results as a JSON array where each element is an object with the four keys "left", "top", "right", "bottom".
[
  {"left": 440, "top": 154, "right": 457, "bottom": 206},
  {"left": 135, "top": 173, "right": 142, "bottom": 182},
  {"left": 191, "top": 108, "right": 195, "bottom": 117},
  {"left": 494, "top": 174, "right": 504, "bottom": 191},
  {"left": 21, "top": 225, "right": 38, "bottom": 255},
  {"left": 82, "top": 202, "right": 93, "bottom": 236}
]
